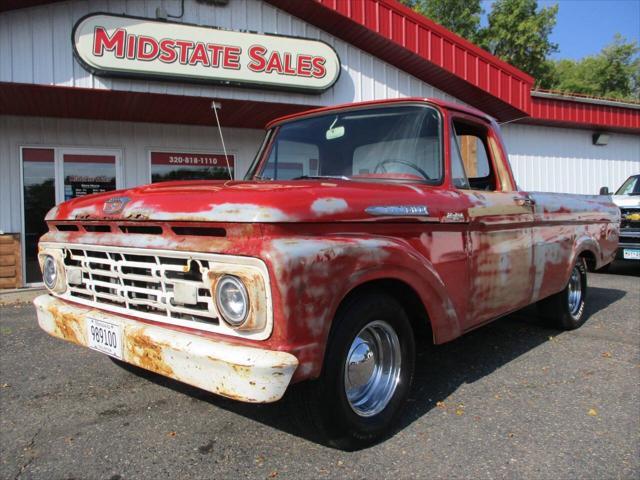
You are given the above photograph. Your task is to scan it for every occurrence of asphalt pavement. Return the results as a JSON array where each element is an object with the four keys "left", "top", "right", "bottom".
[{"left": 1, "top": 261, "right": 638, "bottom": 480}]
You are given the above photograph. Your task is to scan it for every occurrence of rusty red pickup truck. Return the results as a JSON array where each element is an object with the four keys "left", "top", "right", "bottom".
[{"left": 35, "top": 98, "right": 619, "bottom": 449}]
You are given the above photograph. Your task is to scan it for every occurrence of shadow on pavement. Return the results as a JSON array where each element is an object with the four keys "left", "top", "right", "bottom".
[
  {"left": 599, "top": 260, "right": 640, "bottom": 277},
  {"left": 112, "top": 285, "right": 627, "bottom": 450}
]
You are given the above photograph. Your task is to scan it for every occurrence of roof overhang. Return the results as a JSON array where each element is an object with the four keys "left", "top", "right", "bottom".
[
  {"left": 523, "top": 91, "right": 640, "bottom": 134},
  {"left": 0, "top": 82, "right": 315, "bottom": 128},
  {"left": 2, "top": 0, "right": 638, "bottom": 133}
]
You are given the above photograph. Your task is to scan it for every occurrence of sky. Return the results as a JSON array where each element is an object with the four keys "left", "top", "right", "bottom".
[{"left": 481, "top": 0, "right": 640, "bottom": 60}]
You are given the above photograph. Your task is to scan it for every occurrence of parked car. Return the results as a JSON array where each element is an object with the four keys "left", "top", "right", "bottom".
[
  {"left": 600, "top": 174, "right": 640, "bottom": 263},
  {"left": 35, "top": 98, "right": 619, "bottom": 449}
]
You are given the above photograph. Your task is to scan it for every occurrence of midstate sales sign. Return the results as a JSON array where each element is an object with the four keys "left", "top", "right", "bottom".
[{"left": 73, "top": 14, "right": 341, "bottom": 93}]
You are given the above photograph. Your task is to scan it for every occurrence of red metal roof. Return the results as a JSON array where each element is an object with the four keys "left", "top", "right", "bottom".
[
  {"left": 2, "top": 0, "right": 639, "bottom": 132},
  {"left": 265, "top": 0, "right": 638, "bottom": 133},
  {"left": 266, "top": 0, "right": 534, "bottom": 121},
  {"left": 525, "top": 92, "right": 640, "bottom": 133}
]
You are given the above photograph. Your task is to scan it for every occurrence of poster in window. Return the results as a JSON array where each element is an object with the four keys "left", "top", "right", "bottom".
[{"left": 63, "top": 154, "right": 117, "bottom": 200}]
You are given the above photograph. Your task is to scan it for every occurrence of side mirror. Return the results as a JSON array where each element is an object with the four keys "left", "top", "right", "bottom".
[{"left": 599, "top": 186, "right": 609, "bottom": 195}]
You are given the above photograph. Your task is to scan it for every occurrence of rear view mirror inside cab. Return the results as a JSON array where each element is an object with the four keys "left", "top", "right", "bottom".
[{"left": 326, "top": 125, "right": 345, "bottom": 140}]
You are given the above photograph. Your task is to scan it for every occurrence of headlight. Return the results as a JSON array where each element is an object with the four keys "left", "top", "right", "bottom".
[
  {"left": 215, "top": 275, "right": 249, "bottom": 327},
  {"left": 43, "top": 255, "right": 58, "bottom": 290}
]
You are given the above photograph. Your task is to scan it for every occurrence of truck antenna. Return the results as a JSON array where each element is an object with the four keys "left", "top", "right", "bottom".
[{"left": 211, "top": 100, "right": 233, "bottom": 181}]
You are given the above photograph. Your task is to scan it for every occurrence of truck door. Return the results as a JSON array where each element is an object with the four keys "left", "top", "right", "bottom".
[{"left": 449, "top": 116, "right": 534, "bottom": 329}]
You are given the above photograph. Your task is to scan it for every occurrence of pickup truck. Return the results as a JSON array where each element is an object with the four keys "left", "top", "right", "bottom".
[
  {"left": 35, "top": 98, "right": 619, "bottom": 449},
  {"left": 600, "top": 174, "right": 640, "bottom": 263}
]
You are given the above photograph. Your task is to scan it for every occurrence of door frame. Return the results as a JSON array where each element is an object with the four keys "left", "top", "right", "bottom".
[{"left": 19, "top": 145, "right": 123, "bottom": 286}]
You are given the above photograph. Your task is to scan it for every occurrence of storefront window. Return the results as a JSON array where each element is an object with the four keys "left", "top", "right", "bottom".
[{"left": 151, "top": 152, "right": 234, "bottom": 182}]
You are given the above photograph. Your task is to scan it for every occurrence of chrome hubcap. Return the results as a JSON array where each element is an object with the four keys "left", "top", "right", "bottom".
[
  {"left": 567, "top": 266, "right": 582, "bottom": 315},
  {"left": 344, "top": 320, "right": 401, "bottom": 417}
]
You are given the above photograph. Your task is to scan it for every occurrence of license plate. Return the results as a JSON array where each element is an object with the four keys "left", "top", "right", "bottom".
[
  {"left": 623, "top": 248, "right": 640, "bottom": 260},
  {"left": 86, "top": 317, "right": 123, "bottom": 359}
]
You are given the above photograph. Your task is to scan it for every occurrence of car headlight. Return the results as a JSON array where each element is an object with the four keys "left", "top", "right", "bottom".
[
  {"left": 39, "top": 250, "right": 67, "bottom": 293},
  {"left": 43, "top": 255, "right": 58, "bottom": 290},
  {"left": 215, "top": 275, "right": 249, "bottom": 327}
]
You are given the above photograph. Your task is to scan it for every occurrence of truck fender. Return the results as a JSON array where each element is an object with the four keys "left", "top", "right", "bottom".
[
  {"left": 567, "top": 234, "right": 602, "bottom": 281},
  {"left": 265, "top": 236, "right": 461, "bottom": 379}
]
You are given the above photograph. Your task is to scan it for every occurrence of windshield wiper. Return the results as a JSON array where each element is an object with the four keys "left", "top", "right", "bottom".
[{"left": 290, "top": 175, "right": 351, "bottom": 181}]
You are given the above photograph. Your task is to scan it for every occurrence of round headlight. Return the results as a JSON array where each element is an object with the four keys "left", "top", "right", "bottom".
[
  {"left": 215, "top": 275, "right": 249, "bottom": 327},
  {"left": 43, "top": 255, "right": 57, "bottom": 290}
]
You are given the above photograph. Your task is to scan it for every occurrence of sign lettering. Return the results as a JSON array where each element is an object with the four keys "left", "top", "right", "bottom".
[{"left": 73, "top": 14, "right": 340, "bottom": 92}]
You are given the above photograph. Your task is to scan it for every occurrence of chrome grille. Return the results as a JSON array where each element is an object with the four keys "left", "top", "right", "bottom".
[{"left": 62, "top": 246, "right": 219, "bottom": 325}]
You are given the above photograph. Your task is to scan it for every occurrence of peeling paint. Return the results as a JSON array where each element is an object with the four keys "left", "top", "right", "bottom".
[
  {"left": 35, "top": 99, "right": 620, "bottom": 399},
  {"left": 34, "top": 294, "right": 298, "bottom": 403},
  {"left": 311, "top": 197, "right": 349, "bottom": 216}
]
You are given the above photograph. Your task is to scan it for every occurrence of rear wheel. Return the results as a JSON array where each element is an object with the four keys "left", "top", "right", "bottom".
[
  {"left": 538, "top": 257, "right": 588, "bottom": 330},
  {"left": 294, "top": 292, "right": 415, "bottom": 450}
]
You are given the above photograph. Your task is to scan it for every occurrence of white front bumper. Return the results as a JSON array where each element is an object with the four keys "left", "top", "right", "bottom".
[{"left": 34, "top": 294, "right": 298, "bottom": 403}]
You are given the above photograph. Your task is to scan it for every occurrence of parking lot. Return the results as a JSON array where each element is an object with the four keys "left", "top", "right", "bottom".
[{"left": 1, "top": 262, "right": 638, "bottom": 480}]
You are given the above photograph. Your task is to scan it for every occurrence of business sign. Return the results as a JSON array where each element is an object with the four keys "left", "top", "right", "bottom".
[
  {"left": 73, "top": 13, "right": 341, "bottom": 93},
  {"left": 150, "top": 151, "right": 235, "bottom": 182}
]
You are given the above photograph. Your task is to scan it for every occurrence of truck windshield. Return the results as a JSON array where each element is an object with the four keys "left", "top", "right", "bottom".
[
  {"left": 251, "top": 104, "right": 442, "bottom": 183},
  {"left": 615, "top": 175, "right": 640, "bottom": 195}
]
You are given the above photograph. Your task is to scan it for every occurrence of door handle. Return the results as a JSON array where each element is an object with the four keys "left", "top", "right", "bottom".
[{"left": 514, "top": 196, "right": 536, "bottom": 208}]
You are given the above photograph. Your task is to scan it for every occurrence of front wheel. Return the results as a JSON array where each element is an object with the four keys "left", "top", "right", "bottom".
[
  {"left": 537, "top": 257, "right": 588, "bottom": 330},
  {"left": 294, "top": 292, "right": 415, "bottom": 450}
]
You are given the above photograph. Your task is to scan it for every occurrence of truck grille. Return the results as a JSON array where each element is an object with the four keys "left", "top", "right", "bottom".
[
  {"left": 62, "top": 246, "right": 219, "bottom": 325},
  {"left": 620, "top": 208, "right": 640, "bottom": 230}
]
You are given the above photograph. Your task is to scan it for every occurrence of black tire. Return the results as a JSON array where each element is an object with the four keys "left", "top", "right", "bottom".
[
  {"left": 537, "top": 257, "right": 588, "bottom": 330},
  {"left": 292, "top": 292, "right": 415, "bottom": 450}
]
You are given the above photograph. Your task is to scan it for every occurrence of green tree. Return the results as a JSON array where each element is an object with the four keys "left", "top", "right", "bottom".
[
  {"left": 479, "top": 0, "right": 559, "bottom": 85},
  {"left": 549, "top": 35, "right": 639, "bottom": 100},
  {"left": 399, "top": 0, "right": 483, "bottom": 43}
]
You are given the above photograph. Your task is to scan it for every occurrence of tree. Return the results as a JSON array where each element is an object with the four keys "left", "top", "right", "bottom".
[
  {"left": 549, "top": 35, "right": 639, "bottom": 100},
  {"left": 479, "top": 0, "right": 559, "bottom": 85},
  {"left": 398, "top": 0, "right": 483, "bottom": 43}
]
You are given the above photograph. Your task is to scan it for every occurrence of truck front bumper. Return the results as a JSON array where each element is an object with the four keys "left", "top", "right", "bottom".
[{"left": 34, "top": 294, "right": 298, "bottom": 403}]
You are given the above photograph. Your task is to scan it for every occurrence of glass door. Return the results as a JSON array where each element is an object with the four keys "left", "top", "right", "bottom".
[
  {"left": 21, "top": 147, "right": 121, "bottom": 285},
  {"left": 22, "top": 148, "right": 56, "bottom": 284}
]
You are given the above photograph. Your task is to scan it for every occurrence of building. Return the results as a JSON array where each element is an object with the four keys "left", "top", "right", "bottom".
[{"left": 1, "top": 0, "right": 639, "bottom": 287}]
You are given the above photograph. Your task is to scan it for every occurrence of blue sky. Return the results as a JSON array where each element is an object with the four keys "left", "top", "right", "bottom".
[{"left": 481, "top": 0, "right": 640, "bottom": 60}]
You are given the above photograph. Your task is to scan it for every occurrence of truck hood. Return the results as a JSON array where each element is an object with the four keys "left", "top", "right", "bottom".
[
  {"left": 611, "top": 195, "right": 640, "bottom": 208},
  {"left": 46, "top": 179, "right": 455, "bottom": 223}
]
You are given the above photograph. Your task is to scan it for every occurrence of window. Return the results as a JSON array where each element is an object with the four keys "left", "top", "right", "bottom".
[
  {"left": 261, "top": 140, "right": 319, "bottom": 180},
  {"left": 251, "top": 105, "right": 442, "bottom": 184},
  {"left": 451, "top": 119, "right": 496, "bottom": 191},
  {"left": 450, "top": 132, "right": 470, "bottom": 189},
  {"left": 615, "top": 175, "right": 640, "bottom": 195},
  {"left": 151, "top": 151, "right": 234, "bottom": 182}
]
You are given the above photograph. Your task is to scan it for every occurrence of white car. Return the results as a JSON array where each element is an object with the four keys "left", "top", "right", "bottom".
[{"left": 602, "top": 174, "right": 640, "bottom": 262}]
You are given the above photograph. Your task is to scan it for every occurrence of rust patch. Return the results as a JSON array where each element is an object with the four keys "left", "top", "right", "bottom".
[
  {"left": 47, "top": 304, "right": 85, "bottom": 345},
  {"left": 231, "top": 364, "right": 251, "bottom": 377},
  {"left": 125, "top": 329, "right": 174, "bottom": 377}
]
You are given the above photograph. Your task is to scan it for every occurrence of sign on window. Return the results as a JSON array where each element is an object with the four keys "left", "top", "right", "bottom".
[{"left": 150, "top": 152, "right": 235, "bottom": 182}]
